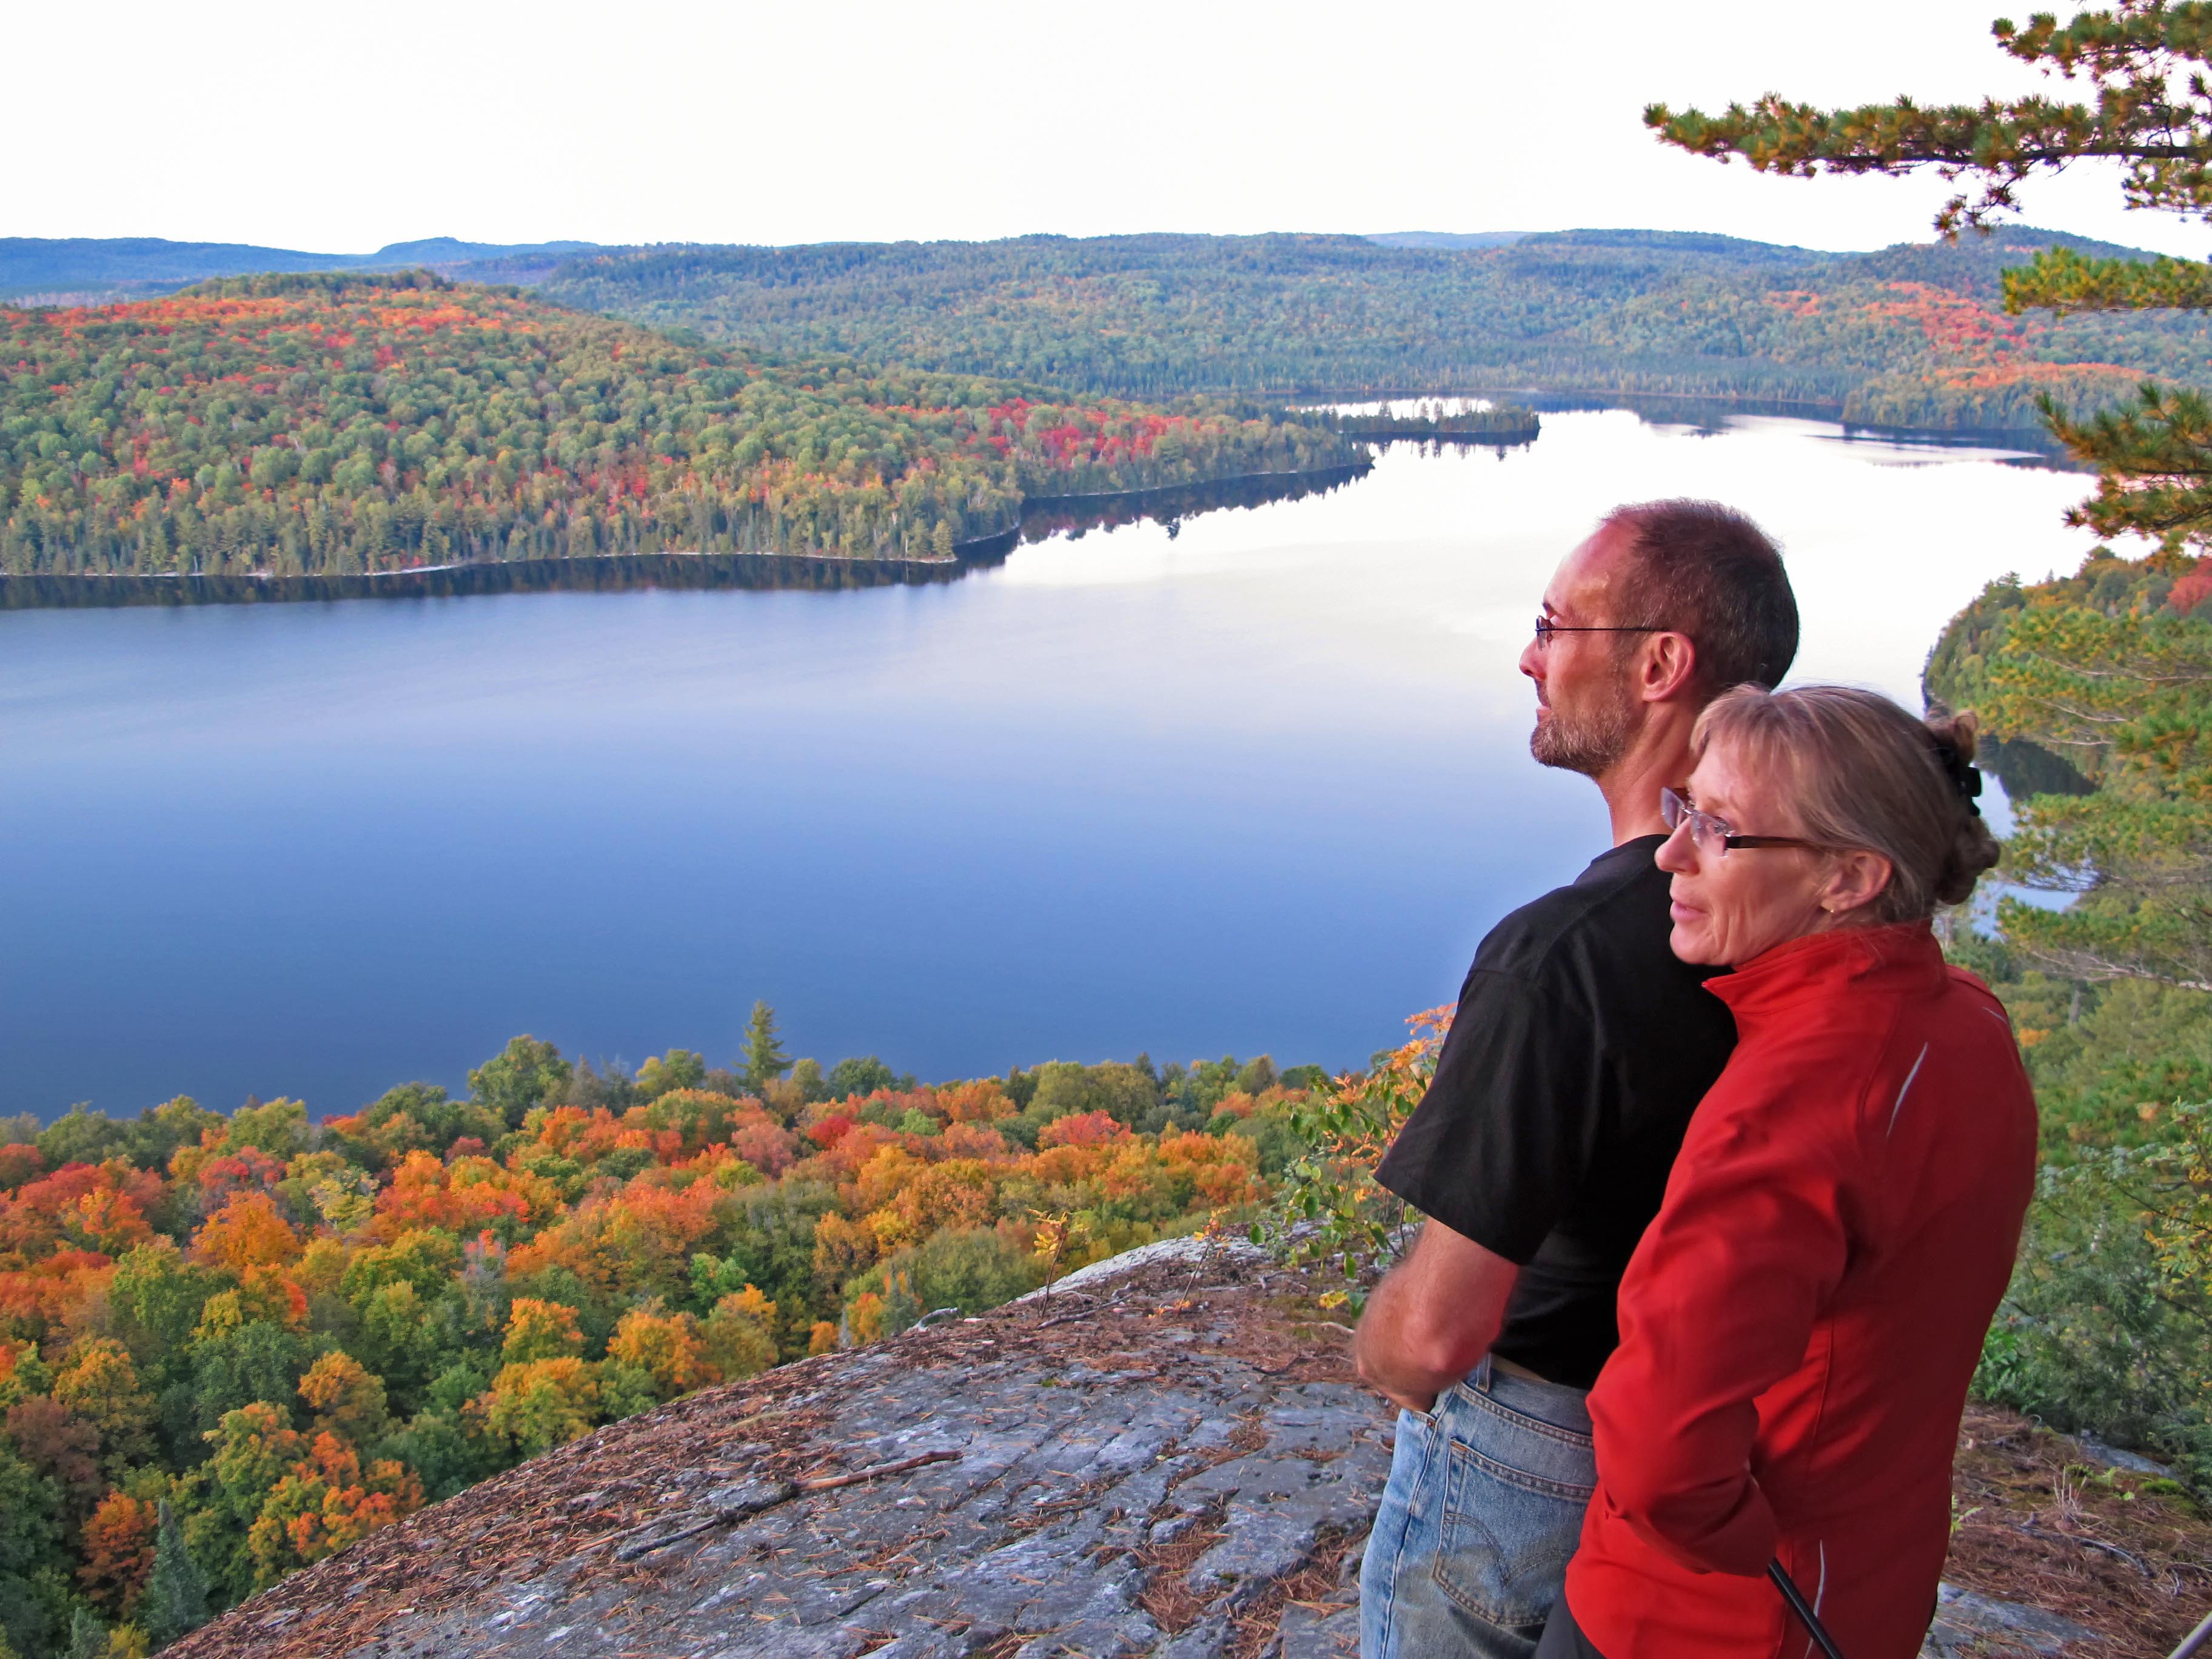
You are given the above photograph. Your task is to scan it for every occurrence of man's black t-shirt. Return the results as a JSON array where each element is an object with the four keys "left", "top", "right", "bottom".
[{"left": 1373, "top": 836, "right": 1736, "bottom": 1390}]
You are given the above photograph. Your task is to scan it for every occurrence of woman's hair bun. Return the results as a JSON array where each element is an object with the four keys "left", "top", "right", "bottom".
[
  {"left": 1926, "top": 711, "right": 2000, "bottom": 906},
  {"left": 1925, "top": 711, "right": 1986, "bottom": 806},
  {"left": 1925, "top": 709, "right": 1979, "bottom": 769}
]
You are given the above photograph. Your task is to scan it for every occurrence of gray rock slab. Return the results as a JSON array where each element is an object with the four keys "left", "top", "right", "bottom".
[
  {"left": 1276, "top": 1601, "right": 1359, "bottom": 1659},
  {"left": 280, "top": 1261, "right": 1391, "bottom": 1658},
  {"left": 167, "top": 1241, "right": 2119, "bottom": 1659},
  {"left": 1017, "top": 1235, "right": 1269, "bottom": 1301},
  {"left": 2071, "top": 1431, "right": 2173, "bottom": 1478},
  {"left": 1922, "top": 1583, "right": 2100, "bottom": 1656}
]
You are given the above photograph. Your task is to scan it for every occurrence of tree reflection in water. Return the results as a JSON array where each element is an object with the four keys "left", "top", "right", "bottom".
[{"left": 0, "top": 463, "right": 1379, "bottom": 611}]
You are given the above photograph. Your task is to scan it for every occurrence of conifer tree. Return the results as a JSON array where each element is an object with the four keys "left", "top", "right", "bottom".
[
  {"left": 740, "top": 1001, "right": 792, "bottom": 1094},
  {"left": 67, "top": 1609, "right": 106, "bottom": 1659},
  {"left": 142, "top": 1501, "right": 210, "bottom": 1647},
  {"left": 1648, "top": 0, "right": 2212, "bottom": 549},
  {"left": 879, "top": 1269, "right": 923, "bottom": 1338},
  {"left": 1652, "top": 1, "right": 2212, "bottom": 986}
]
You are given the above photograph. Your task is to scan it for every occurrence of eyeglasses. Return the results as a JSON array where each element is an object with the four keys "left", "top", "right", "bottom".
[
  {"left": 1532, "top": 617, "right": 1673, "bottom": 643},
  {"left": 1660, "top": 786, "right": 1828, "bottom": 856}
]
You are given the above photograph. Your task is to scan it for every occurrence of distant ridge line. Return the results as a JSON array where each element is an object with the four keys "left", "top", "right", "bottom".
[
  {"left": 0, "top": 235, "right": 605, "bottom": 300},
  {"left": 1367, "top": 230, "right": 1532, "bottom": 249},
  {"left": 4, "top": 224, "right": 2180, "bottom": 306}
]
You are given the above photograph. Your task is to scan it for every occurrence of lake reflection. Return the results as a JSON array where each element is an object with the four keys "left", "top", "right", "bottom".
[
  {"left": 0, "top": 465, "right": 1378, "bottom": 611},
  {"left": 0, "top": 411, "right": 2099, "bottom": 1119}
]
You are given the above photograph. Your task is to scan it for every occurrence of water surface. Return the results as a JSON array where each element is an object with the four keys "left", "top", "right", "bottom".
[{"left": 0, "top": 411, "right": 2096, "bottom": 1118}]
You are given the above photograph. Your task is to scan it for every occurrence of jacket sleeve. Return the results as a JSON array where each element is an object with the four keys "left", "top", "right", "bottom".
[{"left": 1586, "top": 1071, "right": 1854, "bottom": 1577}]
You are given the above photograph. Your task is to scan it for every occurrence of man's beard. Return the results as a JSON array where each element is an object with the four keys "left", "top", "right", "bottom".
[{"left": 1530, "top": 679, "right": 1639, "bottom": 777}]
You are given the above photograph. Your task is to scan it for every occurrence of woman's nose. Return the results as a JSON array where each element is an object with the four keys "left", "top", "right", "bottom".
[{"left": 1655, "top": 821, "right": 1696, "bottom": 873}]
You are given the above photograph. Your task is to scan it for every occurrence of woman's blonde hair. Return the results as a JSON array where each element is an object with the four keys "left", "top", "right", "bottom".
[{"left": 1691, "top": 685, "right": 2001, "bottom": 923}]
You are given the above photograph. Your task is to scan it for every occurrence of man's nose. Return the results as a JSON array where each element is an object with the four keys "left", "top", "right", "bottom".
[{"left": 1518, "top": 636, "right": 1542, "bottom": 680}]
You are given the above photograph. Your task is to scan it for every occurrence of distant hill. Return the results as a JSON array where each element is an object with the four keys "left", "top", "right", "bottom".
[
  {"left": 526, "top": 226, "right": 2208, "bottom": 429},
  {"left": 0, "top": 236, "right": 605, "bottom": 304},
  {"left": 0, "top": 270, "right": 1357, "bottom": 581},
  {"left": 16, "top": 226, "right": 2210, "bottom": 432},
  {"left": 1367, "top": 230, "right": 1531, "bottom": 249}
]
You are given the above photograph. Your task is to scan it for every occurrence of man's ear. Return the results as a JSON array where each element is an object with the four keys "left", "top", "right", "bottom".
[
  {"left": 1820, "top": 850, "right": 1893, "bottom": 919},
  {"left": 1639, "top": 631, "right": 1699, "bottom": 704}
]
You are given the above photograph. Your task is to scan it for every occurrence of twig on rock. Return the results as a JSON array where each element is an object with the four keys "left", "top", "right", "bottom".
[
  {"left": 2017, "top": 1520, "right": 2152, "bottom": 1577},
  {"left": 795, "top": 1450, "right": 960, "bottom": 1495},
  {"left": 611, "top": 1451, "right": 962, "bottom": 1561}
]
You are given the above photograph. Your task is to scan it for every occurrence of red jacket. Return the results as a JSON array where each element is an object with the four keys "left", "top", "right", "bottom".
[{"left": 1564, "top": 923, "right": 2036, "bottom": 1659}]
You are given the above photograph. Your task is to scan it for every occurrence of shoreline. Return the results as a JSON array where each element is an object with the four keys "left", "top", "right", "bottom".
[{"left": 0, "top": 460, "right": 1378, "bottom": 599}]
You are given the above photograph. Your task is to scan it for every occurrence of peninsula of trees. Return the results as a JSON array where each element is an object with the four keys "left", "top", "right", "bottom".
[{"left": 0, "top": 272, "right": 1360, "bottom": 580}]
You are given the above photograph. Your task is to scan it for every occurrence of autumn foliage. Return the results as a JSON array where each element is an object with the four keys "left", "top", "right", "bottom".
[
  {"left": 0, "top": 272, "right": 1357, "bottom": 581},
  {"left": 0, "top": 1036, "right": 1303, "bottom": 1657}
]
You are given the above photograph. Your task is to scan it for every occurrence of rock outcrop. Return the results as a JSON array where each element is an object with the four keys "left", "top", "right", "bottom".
[
  {"left": 172, "top": 1240, "right": 1379, "bottom": 1659},
  {"left": 169, "top": 1241, "right": 2145, "bottom": 1658}
]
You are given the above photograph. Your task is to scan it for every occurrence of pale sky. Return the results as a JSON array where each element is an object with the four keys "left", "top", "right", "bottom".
[{"left": 15, "top": 0, "right": 2210, "bottom": 258}]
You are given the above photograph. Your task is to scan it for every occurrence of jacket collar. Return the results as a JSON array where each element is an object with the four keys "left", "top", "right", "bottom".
[{"left": 1705, "top": 921, "right": 1945, "bottom": 1030}]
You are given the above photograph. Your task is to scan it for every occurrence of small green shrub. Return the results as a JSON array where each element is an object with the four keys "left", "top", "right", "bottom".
[
  {"left": 1253, "top": 1008, "right": 1446, "bottom": 1307},
  {"left": 1977, "top": 1103, "right": 2212, "bottom": 1492},
  {"left": 845, "top": 1227, "right": 1042, "bottom": 1322}
]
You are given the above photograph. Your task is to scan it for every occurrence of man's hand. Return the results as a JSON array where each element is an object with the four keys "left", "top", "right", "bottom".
[{"left": 1353, "top": 1218, "right": 1521, "bottom": 1415}]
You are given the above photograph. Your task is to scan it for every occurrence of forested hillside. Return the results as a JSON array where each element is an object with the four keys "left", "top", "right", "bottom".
[
  {"left": 1920, "top": 549, "right": 2212, "bottom": 1493},
  {"left": 0, "top": 272, "right": 1356, "bottom": 579},
  {"left": 18, "top": 229, "right": 2205, "bottom": 440},
  {"left": 530, "top": 228, "right": 2211, "bottom": 427},
  {"left": 0, "top": 1025, "right": 1312, "bottom": 1657}
]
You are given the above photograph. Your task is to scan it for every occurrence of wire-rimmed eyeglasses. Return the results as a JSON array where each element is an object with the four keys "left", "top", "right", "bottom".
[
  {"left": 1532, "top": 617, "right": 1674, "bottom": 643},
  {"left": 1660, "top": 786, "right": 1829, "bottom": 856}
]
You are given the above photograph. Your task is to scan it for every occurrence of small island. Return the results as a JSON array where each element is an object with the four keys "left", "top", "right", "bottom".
[{"left": 1326, "top": 402, "right": 1541, "bottom": 445}]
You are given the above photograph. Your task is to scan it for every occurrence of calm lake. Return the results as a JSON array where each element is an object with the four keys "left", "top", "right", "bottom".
[{"left": 0, "top": 409, "right": 2099, "bottom": 1120}]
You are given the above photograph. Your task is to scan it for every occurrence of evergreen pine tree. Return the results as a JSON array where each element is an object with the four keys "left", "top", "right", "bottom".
[
  {"left": 1648, "top": 2, "right": 2212, "bottom": 548},
  {"left": 740, "top": 1001, "right": 791, "bottom": 1094},
  {"left": 67, "top": 1609, "right": 106, "bottom": 1659},
  {"left": 1651, "top": 2, "right": 2212, "bottom": 985},
  {"left": 880, "top": 1269, "right": 923, "bottom": 1338},
  {"left": 142, "top": 1501, "right": 210, "bottom": 1647}
]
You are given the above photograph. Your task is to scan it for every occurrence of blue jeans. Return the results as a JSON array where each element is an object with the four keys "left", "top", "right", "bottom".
[{"left": 1360, "top": 1361, "right": 1597, "bottom": 1659}]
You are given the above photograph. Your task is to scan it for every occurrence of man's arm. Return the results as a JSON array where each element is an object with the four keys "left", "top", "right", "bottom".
[{"left": 1353, "top": 1217, "right": 1520, "bottom": 1415}]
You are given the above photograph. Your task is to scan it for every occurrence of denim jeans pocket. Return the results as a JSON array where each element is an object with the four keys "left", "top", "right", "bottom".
[{"left": 1432, "top": 1386, "right": 1597, "bottom": 1631}]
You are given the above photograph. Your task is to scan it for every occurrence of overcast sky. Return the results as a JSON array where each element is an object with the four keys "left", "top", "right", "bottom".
[{"left": 15, "top": 0, "right": 2208, "bottom": 258}]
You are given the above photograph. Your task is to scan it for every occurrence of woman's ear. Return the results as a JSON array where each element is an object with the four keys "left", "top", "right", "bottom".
[{"left": 1819, "top": 849, "right": 1893, "bottom": 919}]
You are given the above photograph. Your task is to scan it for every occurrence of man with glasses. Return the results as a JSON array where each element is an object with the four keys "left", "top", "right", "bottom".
[{"left": 1354, "top": 500, "right": 1799, "bottom": 1659}]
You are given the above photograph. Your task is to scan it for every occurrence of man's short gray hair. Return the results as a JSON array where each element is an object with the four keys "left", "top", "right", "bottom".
[{"left": 1603, "top": 500, "right": 1798, "bottom": 693}]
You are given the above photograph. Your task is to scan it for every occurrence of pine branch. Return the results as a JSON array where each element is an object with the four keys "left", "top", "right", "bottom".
[
  {"left": 2004, "top": 246, "right": 2212, "bottom": 312},
  {"left": 1647, "top": 3, "right": 2212, "bottom": 234}
]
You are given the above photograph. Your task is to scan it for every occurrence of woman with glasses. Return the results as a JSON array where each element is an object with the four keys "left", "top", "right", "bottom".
[{"left": 1537, "top": 686, "right": 2034, "bottom": 1659}]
